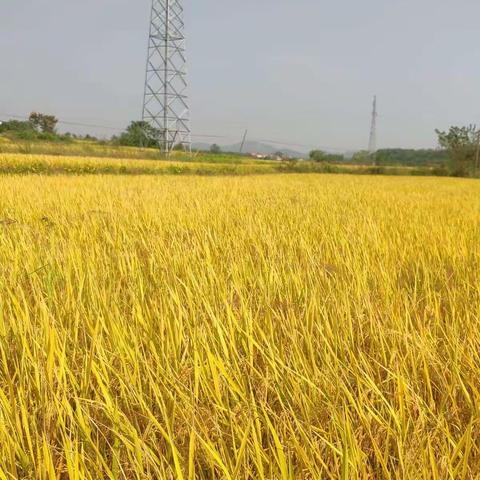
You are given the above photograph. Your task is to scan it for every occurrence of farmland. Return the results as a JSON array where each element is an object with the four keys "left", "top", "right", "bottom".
[
  {"left": 0, "top": 171, "right": 479, "bottom": 478},
  {"left": 0, "top": 151, "right": 436, "bottom": 177}
]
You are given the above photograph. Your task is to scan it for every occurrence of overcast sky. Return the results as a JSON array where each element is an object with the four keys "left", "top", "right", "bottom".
[{"left": 1, "top": 0, "right": 479, "bottom": 151}]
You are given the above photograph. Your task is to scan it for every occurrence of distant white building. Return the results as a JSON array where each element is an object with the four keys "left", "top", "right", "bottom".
[{"left": 250, "top": 153, "right": 268, "bottom": 160}]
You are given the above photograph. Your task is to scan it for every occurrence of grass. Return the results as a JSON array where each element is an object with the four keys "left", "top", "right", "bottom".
[
  {"left": 0, "top": 135, "right": 443, "bottom": 177},
  {"left": 0, "top": 173, "right": 479, "bottom": 478},
  {"left": 0, "top": 153, "right": 277, "bottom": 176},
  {"left": 0, "top": 153, "right": 438, "bottom": 177},
  {"left": 0, "top": 136, "right": 272, "bottom": 164}
]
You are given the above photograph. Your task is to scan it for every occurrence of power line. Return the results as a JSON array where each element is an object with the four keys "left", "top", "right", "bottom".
[
  {"left": 0, "top": 113, "right": 227, "bottom": 138},
  {"left": 0, "top": 111, "right": 354, "bottom": 151},
  {"left": 0, "top": 113, "right": 125, "bottom": 131}
]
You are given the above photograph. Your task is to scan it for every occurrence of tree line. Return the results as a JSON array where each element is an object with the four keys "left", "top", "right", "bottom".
[
  {"left": 0, "top": 112, "right": 64, "bottom": 141},
  {"left": 309, "top": 126, "right": 480, "bottom": 177},
  {"left": 1, "top": 114, "right": 479, "bottom": 177}
]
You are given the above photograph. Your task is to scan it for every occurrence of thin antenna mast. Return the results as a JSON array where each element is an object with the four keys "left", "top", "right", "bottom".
[
  {"left": 368, "top": 95, "right": 378, "bottom": 164},
  {"left": 142, "top": 0, "right": 191, "bottom": 154}
]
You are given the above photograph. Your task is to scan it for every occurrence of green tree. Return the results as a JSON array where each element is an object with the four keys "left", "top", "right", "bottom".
[
  {"left": 310, "top": 150, "right": 344, "bottom": 163},
  {"left": 435, "top": 125, "right": 480, "bottom": 176},
  {"left": 374, "top": 149, "right": 449, "bottom": 167},
  {"left": 29, "top": 112, "right": 58, "bottom": 134},
  {"left": 351, "top": 150, "right": 373, "bottom": 165},
  {"left": 309, "top": 150, "right": 328, "bottom": 162},
  {"left": 116, "top": 121, "right": 159, "bottom": 148},
  {"left": 0, "top": 120, "right": 35, "bottom": 134},
  {"left": 210, "top": 144, "right": 221, "bottom": 154}
]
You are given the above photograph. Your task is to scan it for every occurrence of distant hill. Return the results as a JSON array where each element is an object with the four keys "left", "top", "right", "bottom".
[
  {"left": 191, "top": 142, "right": 214, "bottom": 152},
  {"left": 193, "top": 140, "right": 306, "bottom": 159}
]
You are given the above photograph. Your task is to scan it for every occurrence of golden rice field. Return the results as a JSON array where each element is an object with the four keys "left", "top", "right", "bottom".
[{"left": 0, "top": 172, "right": 479, "bottom": 479}]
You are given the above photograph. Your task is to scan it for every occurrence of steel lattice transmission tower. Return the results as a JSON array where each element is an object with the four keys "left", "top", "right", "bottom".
[
  {"left": 368, "top": 95, "right": 378, "bottom": 157},
  {"left": 142, "top": 0, "right": 191, "bottom": 153}
]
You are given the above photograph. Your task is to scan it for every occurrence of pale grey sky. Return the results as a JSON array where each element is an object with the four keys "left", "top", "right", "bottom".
[{"left": 1, "top": 0, "right": 479, "bottom": 150}]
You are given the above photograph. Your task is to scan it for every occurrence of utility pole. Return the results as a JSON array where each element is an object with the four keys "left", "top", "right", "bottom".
[
  {"left": 475, "top": 129, "right": 480, "bottom": 175},
  {"left": 368, "top": 95, "right": 378, "bottom": 165},
  {"left": 142, "top": 0, "right": 191, "bottom": 154},
  {"left": 239, "top": 129, "right": 248, "bottom": 154}
]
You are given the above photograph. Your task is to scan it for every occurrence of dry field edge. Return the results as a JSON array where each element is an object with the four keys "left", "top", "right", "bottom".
[{"left": 0, "top": 153, "right": 441, "bottom": 177}]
